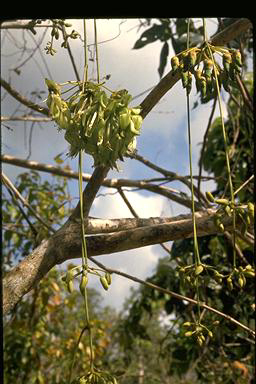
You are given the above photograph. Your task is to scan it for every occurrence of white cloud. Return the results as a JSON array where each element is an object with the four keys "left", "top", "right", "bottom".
[
  {"left": 92, "top": 244, "right": 163, "bottom": 310},
  {"left": 91, "top": 187, "right": 166, "bottom": 219},
  {"left": 88, "top": 187, "right": 170, "bottom": 309}
]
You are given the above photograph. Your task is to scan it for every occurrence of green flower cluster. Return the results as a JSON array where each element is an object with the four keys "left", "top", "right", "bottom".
[
  {"left": 171, "top": 44, "right": 243, "bottom": 98},
  {"left": 45, "top": 79, "right": 142, "bottom": 169}
]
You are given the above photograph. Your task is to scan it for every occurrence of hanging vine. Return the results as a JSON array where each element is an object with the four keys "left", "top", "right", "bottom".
[
  {"left": 45, "top": 19, "right": 141, "bottom": 383},
  {"left": 171, "top": 18, "right": 254, "bottom": 346},
  {"left": 43, "top": 18, "right": 255, "bottom": 381}
]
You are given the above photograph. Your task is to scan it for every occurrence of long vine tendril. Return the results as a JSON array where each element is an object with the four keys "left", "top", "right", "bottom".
[
  {"left": 185, "top": 18, "right": 202, "bottom": 321},
  {"left": 202, "top": 18, "right": 237, "bottom": 268}
]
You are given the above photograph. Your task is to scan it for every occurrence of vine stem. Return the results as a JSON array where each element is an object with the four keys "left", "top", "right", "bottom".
[
  {"left": 71, "top": 19, "right": 95, "bottom": 380},
  {"left": 90, "top": 257, "right": 255, "bottom": 339},
  {"left": 204, "top": 29, "right": 237, "bottom": 268},
  {"left": 186, "top": 19, "right": 201, "bottom": 318},
  {"left": 94, "top": 19, "right": 100, "bottom": 84},
  {"left": 78, "top": 152, "right": 94, "bottom": 374}
]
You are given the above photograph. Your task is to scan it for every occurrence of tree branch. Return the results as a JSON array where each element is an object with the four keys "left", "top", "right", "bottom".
[
  {"left": 1, "top": 115, "right": 52, "bottom": 122},
  {"left": 2, "top": 18, "right": 253, "bottom": 318},
  {"left": 0, "top": 77, "right": 49, "bottom": 116},
  {"left": 68, "top": 165, "right": 110, "bottom": 220},
  {"left": 2, "top": 172, "right": 55, "bottom": 234},
  {"left": 129, "top": 152, "right": 209, "bottom": 206},
  {"left": 140, "top": 18, "right": 252, "bottom": 118},
  {"left": 90, "top": 257, "right": 255, "bottom": 338},
  {"left": 0, "top": 20, "right": 50, "bottom": 30},
  {"left": 3, "top": 208, "right": 244, "bottom": 315},
  {"left": 1, "top": 155, "right": 198, "bottom": 210}
]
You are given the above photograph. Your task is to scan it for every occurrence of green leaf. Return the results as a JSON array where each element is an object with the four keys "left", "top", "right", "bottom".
[
  {"left": 4, "top": 230, "right": 13, "bottom": 242},
  {"left": 54, "top": 153, "right": 64, "bottom": 164},
  {"left": 133, "top": 24, "right": 165, "bottom": 49},
  {"left": 158, "top": 41, "right": 169, "bottom": 78}
]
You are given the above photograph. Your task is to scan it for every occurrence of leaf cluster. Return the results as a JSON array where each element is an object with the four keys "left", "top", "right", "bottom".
[
  {"left": 202, "top": 75, "right": 254, "bottom": 200},
  {"left": 4, "top": 268, "right": 117, "bottom": 384},
  {"left": 2, "top": 166, "right": 71, "bottom": 270},
  {"left": 133, "top": 18, "right": 203, "bottom": 78}
]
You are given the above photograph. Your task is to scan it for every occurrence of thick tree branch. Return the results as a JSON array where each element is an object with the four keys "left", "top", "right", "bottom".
[
  {"left": 3, "top": 208, "right": 245, "bottom": 315},
  {"left": 68, "top": 165, "right": 110, "bottom": 220},
  {"left": 82, "top": 214, "right": 211, "bottom": 234},
  {"left": 2, "top": 18, "right": 253, "bottom": 318}
]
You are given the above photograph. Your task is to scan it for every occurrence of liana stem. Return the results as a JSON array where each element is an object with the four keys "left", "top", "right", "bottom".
[
  {"left": 76, "top": 19, "right": 94, "bottom": 374},
  {"left": 206, "top": 41, "right": 237, "bottom": 268},
  {"left": 186, "top": 18, "right": 201, "bottom": 319}
]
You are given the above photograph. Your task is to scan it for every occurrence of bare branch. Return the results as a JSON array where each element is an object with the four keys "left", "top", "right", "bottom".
[
  {"left": 0, "top": 77, "right": 49, "bottom": 116},
  {"left": 1, "top": 155, "right": 197, "bottom": 210},
  {"left": 129, "top": 152, "right": 209, "bottom": 206},
  {"left": 118, "top": 186, "right": 139, "bottom": 218},
  {"left": 1, "top": 115, "right": 52, "bottom": 122},
  {"left": 68, "top": 165, "right": 110, "bottom": 220},
  {"left": 209, "top": 18, "right": 252, "bottom": 47},
  {"left": 0, "top": 20, "right": 50, "bottom": 30},
  {"left": 1, "top": 154, "right": 92, "bottom": 180},
  {"left": 90, "top": 257, "right": 255, "bottom": 338}
]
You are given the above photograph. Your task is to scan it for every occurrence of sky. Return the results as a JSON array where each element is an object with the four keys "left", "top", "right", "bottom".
[{"left": 1, "top": 18, "right": 221, "bottom": 310}]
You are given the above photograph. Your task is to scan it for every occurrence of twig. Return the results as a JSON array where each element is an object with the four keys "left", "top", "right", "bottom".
[
  {"left": 129, "top": 152, "right": 208, "bottom": 206},
  {"left": 0, "top": 21, "right": 52, "bottom": 30},
  {"left": 1, "top": 115, "right": 52, "bottom": 122},
  {"left": 2, "top": 172, "right": 55, "bottom": 234},
  {"left": 118, "top": 186, "right": 139, "bottom": 218},
  {"left": 234, "top": 174, "right": 254, "bottom": 196},
  {"left": 224, "top": 231, "right": 249, "bottom": 264},
  {"left": 1, "top": 155, "right": 198, "bottom": 210},
  {"left": 60, "top": 24, "right": 81, "bottom": 83},
  {"left": 235, "top": 74, "right": 253, "bottom": 113},
  {"left": 0, "top": 77, "right": 49, "bottom": 116},
  {"left": 89, "top": 256, "right": 255, "bottom": 338},
  {"left": 117, "top": 186, "right": 171, "bottom": 253}
]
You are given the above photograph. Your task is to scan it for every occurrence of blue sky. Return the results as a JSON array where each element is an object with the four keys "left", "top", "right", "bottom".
[{"left": 2, "top": 18, "right": 220, "bottom": 309}]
